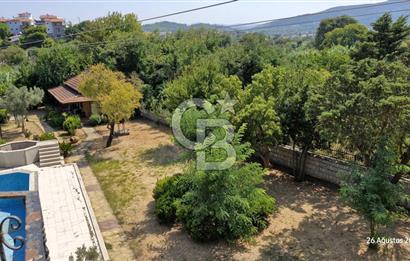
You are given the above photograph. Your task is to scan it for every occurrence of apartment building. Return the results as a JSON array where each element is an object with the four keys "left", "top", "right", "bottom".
[
  {"left": 35, "top": 14, "right": 65, "bottom": 38},
  {"left": 0, "top": 13, "right": 65, "bottom": 38},
  {"left": 1, "top": 12, "right": 34, "bottom": 36}
]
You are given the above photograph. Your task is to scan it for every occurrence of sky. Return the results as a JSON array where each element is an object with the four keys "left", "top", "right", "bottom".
[{"left": 0, "top": 0, "right": 385, "bottom": 25}]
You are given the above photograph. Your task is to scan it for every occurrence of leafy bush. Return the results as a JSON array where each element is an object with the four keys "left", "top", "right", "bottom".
[
  {"left": 63, "top": 115, "right": 81, "bottom": 136},
  {"left": 48, "top": 111, "right": 65, "bottom": 129},
  {"left": 37, "top": 132, "right": 55, "bottom": 141},
  {"left": 0, "top": 138, "right": 6, "bottom": 145},
  {"left": 23, "top": 129, "right": 31, "bottom": 138},
  {"left": 88, "top": 114, "right": 108, "bottom": 126},
  {"left": 153, "top": 125, "right": 276, "bottom": 241},
  {"left": 153, "top": 174, "right": 193, "bottom": 224},
  {"left": 59, "top": 141, "right": 73, "bottom": 158},
  {"left": 0, "top": 109, "right": 8, "bottom": 124}
]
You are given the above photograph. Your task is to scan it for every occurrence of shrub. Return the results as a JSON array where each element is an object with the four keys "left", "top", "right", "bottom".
[
  {"left": 88, "top": 114, "right": 102, "bottom": 126},
  {"left": 48, "top": 111, "right": 65, "bottom": 129},
  {"left": 153, "top": 125, "right": 276, "bottom": 241},
  {"left": 153, "top": 174, "right": 193, "bottom": 224},
  {"left": 59, "top": 141, "right": 73, "bottom": 158},
  {"left": 23, "top": 129, "right": 31, "bottom": 138},
  {"left": 63, "top": 115, "right": 81, "bottom": 136},
  {"left": 37, "top": 132, "right": 55, "bottom": 141},
  {"left": 0, "top": 138, "right": 6, "bottom": 145},
  {"left": 0, "top": 109, "right": 8, "bottom": 124}
]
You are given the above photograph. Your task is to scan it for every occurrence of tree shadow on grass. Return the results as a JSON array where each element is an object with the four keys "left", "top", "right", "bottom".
[{"left": 139, "top": 143, "right": 189, "bottom": 167}]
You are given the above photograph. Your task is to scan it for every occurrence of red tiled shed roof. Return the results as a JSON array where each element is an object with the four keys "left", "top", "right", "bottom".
[
  {"left": 64, "top": 75, "right": 83, "bottom": 91},
  {"left": 48, "top": 85, "right": 92, "bottom": 104}
]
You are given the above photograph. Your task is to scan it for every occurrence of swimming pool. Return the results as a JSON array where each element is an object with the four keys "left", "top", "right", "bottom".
[
  {"left": 0, "top": 172, "right": 31, "bottom": 192},
  {"left": 0, "top": 197, "right": 26, "bottom": 261}
]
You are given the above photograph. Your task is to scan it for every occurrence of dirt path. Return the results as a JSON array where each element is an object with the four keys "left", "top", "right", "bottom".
[{"left": 88, "top": 119, "right": 410, "bottom": 261}]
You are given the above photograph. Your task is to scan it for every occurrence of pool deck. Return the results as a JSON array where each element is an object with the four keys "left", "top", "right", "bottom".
[{"left": 1, "top": 164, "right": 109, "bottom": 261}]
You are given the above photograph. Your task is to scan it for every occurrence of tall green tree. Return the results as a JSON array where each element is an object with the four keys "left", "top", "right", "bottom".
[
  {"left": 315, "top": 58, "right": 410, "bottom": 171},
  {"left": 79, "top": 64, "right": 142, "bottom": 147},
  {"left": 354, "top": 13, "right": 410, "bottom": 60},
  {"left": 321, "top": 23, "right": 368, "bottom": 49},
  {"left": 278, "top": 67, "right": 330, "bottom": 181},
  {"left": 32, "top": 43, "right": 92, "bottom": 88},
  {"left": 234, "top": 66, "right": 282, "bottom": 167},
  {"left": 315, "top": 15, "right": 357, "bottom": 48},
  {"left": 340, "top": 141, "right": 407, "bottom": 248},
  {"left": 0, "top": 45, "right": 28, "bottom": 65},
  {"left": 20, "top": 26, "right": 49, "bottom": 48}
]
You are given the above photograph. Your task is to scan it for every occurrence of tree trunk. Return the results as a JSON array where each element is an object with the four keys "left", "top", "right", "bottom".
[
  {"left": 258, "top": 151, "right": 272, "bottom": 168},
  {"left": 106, "top": 122, "right": 115, "bottom": 147},
  {"left": 21, "top": 116, "right": 26, "bottom": 133},
  {"left": 292, "top": 143, "right": 297, "bottom": 177},
  {"left": 295, "top": 146, "right": 309, "bottom": 182},
  {"left": 369, "top": 219, "right": 378, "bottom": 249}
]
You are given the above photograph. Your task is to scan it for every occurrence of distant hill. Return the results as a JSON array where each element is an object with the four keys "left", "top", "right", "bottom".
[
  {"left": 144, "top": 1, "right": 410, "bottom": 36},
  {"left": 143, "top": 21, "right": 228, "bottom": 33},
  {"left": 249, "top": 0, "right": 410, "bottom": 36}
]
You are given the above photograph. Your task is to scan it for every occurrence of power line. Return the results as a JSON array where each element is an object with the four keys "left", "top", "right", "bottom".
[
  {"left": 8, "top": 0, "right": 238, "bottom": 48},
  {"left": 228, "top": 7, "right": 410, "bottom": 33},
  {"left": 226, "top": 0, "right": 410, "bottom": 28},
  {"left": 53, "top": 6, "right": 410, "bottom": 51}
]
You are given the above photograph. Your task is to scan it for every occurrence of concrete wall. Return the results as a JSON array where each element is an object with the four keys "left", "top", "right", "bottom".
[
  {"left": 269, "top": 145, "right": 352, "bottom": 185},
  {"left": 0, "top": 141, "right": 39, "bottom": 168},
  {"left": 140, "top": 109, "right": 169, "bottom": 126}
]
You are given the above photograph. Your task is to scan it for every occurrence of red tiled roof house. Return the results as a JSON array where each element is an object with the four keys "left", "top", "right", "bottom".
[{"left": 48, "top": 75, "right": 97, "bottom": 117}]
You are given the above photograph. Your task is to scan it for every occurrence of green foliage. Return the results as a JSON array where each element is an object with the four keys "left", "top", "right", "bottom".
[
  {"left": 321, "top": 23, "right": 368, "bottom": 49},
  {"left": 38, "top": 132, "right": 55, "bottom": 141},
  {"left": 354, "top": 13, "right": 410, "bottom": 60},
  {"left": 315, "top": 58, "right": 410, "bottom": 166},
  {"left": 340, "top": 141, "right": 407, "bottom": 247},
  {"left": 32, "top": 43, "right": 91, "bottom": 88},
  {"left": 153, "top": 122, "right": 276, "bottom": 241},
  {"left": 88, "top": 114, "right": 107, "bottom": 126},
  {"left": 59, "top": 141, "right": 73, "bottom": 158},
  {"left": 0, "top": 23, "right": 10, "bottom": 41},
  {"left": 0, "top": 46, "right": 28, "bottom": 65},
  {"left": 73, "top": 245, "right": 99, "bottom": 261},
  {"left": 0, "top": 109, "right": 8, "bottom": 124},
  {"left": 315, "top": 15, "right": 358, "bottom": 48},
  {"left": 63, "top": 115, "right": 82, "bottom": 136},
  {"left": 234, "top": 66, "right": 282, "bottom": 166},
  {"left": 0, "top": 85, "right": 44, "bottom": 132},
  {"left": 153, "top": 174, "right": 193, "bottom": 224},
  {"left": 20, "top": 26, "right": 49, "bottom": 48},
  {"left": 0, "top": 138, "right": 6, "bottom": 145},
  {"left": 48, "top": 111, "right": 65, "bottom": 129}
]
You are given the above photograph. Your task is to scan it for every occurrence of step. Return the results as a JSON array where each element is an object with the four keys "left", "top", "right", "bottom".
[
  {"left": 40, "top": 155, "right": 61, "bottom": 163},
  {"left": 39, "top": 149, "right": 60, "bottom": 156},
  {"left": 40, "top": 160, "right": 62, "bottom": 167},
  {"left": 39, "top": 146, "right": 60, "bottom": 153}
]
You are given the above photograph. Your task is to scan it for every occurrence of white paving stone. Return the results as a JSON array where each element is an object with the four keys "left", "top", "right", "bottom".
[{"left": 37, "top": 165, "right": 98, "bottom": 261}]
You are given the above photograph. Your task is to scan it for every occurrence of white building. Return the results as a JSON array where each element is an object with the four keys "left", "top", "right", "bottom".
[
  {"left": 0, "top": 13, "right": 65, "bottom": 38},
  {"left": 35, "top": 14, "right": 65, "bottom": 38},
  {"left": 1, "top": 12, "right": 34, "bottom": 36}
]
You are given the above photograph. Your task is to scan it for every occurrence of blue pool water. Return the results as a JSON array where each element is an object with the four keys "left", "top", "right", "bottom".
[
  {"left": 0, "top": 172, "right": 30, "bottom": 192},
  {"left": 0, "top": 198, "right": 26, "bottom": 261}
]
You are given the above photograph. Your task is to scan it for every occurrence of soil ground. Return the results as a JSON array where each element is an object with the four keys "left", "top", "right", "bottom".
[{"left": 88, "top": 118, "right": 410, "bottom": 261}]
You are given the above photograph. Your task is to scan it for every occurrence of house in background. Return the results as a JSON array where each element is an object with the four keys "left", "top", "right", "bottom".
[
  {"left": 48, "top": 75, "right": 98, "bottom": 118},
  {"left": 0, "top": 12, "right": 65, "bottom": 38},
  {"left": 35, "top": 14, "right": 65, "bottom": 38},
  {"left": 1, "top": 12, "right": 34, "bottom": 36}
]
